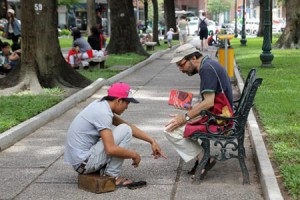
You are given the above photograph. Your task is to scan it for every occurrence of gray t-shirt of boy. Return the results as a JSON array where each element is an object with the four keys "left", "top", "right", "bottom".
[{"left": 64, "top": 100, "right": 113, "bottom": 166}]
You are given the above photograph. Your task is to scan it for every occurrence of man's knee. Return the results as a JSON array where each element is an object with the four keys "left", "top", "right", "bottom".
[{"left": 115, "top": 124, "right": 132, "bottom": 138}]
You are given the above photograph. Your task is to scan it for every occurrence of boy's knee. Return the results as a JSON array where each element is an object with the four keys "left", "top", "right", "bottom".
[{"left": 116, "top": 124, "right": 132, "bottom": 138}]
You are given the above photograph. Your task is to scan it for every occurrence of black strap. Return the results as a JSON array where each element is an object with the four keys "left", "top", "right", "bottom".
[{"left": 76, "top": 159, "right": 88, "bottom": 174}]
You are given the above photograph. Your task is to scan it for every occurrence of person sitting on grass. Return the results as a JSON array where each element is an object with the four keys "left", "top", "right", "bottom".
[
  {"left": 66, "top": 45, "right": 89, "bottom": 69},
  {"left": 207, "top": 32, "right": 217, "bottom": 46},
  {"left": 0, "top": 42, "right": 20, "bottom": 76},
  {"left": 64, "top": 82, "right": 167, "bottom": 189}
]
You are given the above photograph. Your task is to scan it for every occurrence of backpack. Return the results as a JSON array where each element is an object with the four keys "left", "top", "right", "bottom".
[{"left": 199, "top": 18, "right": 207, "bottom": 29}]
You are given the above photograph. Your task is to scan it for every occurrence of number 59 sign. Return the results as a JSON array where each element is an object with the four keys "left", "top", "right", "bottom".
[{"left": 34, "top": 3, "right": 42, "bottom": 15}]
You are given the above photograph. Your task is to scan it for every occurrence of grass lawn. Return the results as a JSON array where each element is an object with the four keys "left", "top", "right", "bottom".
[
  {"left": 0, "top": 91, "right": 63, "bottom": 133},
  {"left": 78, "top": 53, "right": 147, "bottom": 81},
  {"left": 59, "top": 37, "right": 73, "bottom": 48},
  {"left": 231, "top": 37, "right": 300, "bottom": 199}
]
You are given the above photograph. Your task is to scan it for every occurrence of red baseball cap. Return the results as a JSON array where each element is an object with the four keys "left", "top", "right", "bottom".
[{"left": 107, "top": 82, "right": 139, "bottom": 103}]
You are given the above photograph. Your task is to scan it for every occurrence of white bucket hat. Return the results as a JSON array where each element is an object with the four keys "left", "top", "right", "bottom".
[
  {"left": 170, "top": 44, "right": 201, "bottom": 63},
  {"left": 7, "top": 9, "right": 15, "bottom": 15}
]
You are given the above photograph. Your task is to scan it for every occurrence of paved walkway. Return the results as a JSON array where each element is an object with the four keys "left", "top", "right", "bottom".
[{"left": 1, "top": 38, "right": 266, "bottom": 200}]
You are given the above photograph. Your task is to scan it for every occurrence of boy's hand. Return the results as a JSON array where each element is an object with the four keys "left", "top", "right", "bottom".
[
  {"left": 132, "top": 151, "right": 141, "bottom": 168},
  {"left": 151, "top": 140, "right": 167, "bottom": 159}
]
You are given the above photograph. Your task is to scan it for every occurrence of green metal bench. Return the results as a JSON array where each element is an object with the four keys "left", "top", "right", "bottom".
[{"left": 190, "top": 68, "right": 262, "bottom": 184}]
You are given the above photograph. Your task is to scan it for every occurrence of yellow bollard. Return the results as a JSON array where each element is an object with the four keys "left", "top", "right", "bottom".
[
  {"left": 217, "top": 34, "right": 235, "bottom": 78},
  {"left": 218, "top": 47, "right": 235, "bottom": 78}
]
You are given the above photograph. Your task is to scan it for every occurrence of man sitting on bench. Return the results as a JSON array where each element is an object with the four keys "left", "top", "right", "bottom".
[{"left": 164, "top": 44, "right": 233, "bottom": 180}]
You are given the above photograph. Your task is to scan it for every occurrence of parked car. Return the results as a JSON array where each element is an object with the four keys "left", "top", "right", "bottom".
[
  {"left": 175, "top": 10, "right": 196, "bottom": 23},
  {"left": 207, "top": 20, "right": 216, "bottom": 34},
  {"left": 187, "top": 16, "right": 199, "bottom": 22},
  {"left": 272, "top": 19, "right": 286, "bottom": 33},
  {"left": 188, "top": 20, "right": 199, "bottom": 36},
  {"left": 245, "top": 19, "right": 259, "bottom": 35},
  {"left": 221, "top": 23, "right": 235, "bottom": 34}
]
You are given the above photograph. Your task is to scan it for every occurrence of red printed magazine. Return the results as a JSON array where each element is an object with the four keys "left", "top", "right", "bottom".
[{"left": 168, "top": 89, "right": 193, "bottom": 108}]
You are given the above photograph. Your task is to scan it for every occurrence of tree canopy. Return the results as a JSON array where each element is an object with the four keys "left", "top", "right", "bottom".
[
  {"left": 57, "top": 0, "right": 79, "bottom": 6},
  {"left": 207, "top": 0, "right": 232, "bottom": 22}
]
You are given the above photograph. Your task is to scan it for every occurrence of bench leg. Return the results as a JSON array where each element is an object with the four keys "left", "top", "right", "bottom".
[
  {"left": 192, "top": 139, "right": 210, "bottom": 184},
  {"left": 99, "top": 61, "right": 105, "bottom": 69},
  {"left": 238, "top": 137, "right": 250, "bottom": 184},
  {"left": 146, "top": 46, "right": 155, "bottom": 51}
]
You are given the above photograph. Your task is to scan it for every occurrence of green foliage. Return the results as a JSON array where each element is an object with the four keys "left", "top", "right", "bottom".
[
  {"left": 57, "top": 0, "right": 79, "bottom": 6},
  {"left": 207, "top": 0, "right": 232, "bottom": 17},
  {"left": 231, "top": 37, "right": 300, "bottom": 199},
  {"left": 276, "top": 0, "right": 285, "bottom": 5},
  {"left": 148, "top": 0, "right": 164, "bottom": 22},
  {"left": 59, "top": 29, "right": 71, "bottom": 37}
]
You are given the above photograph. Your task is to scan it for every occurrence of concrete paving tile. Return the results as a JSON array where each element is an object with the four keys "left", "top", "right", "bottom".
[
  {"left": 13, "top": 129, "right": 66, "bottom": 147},
  {"left": 120, "top": 157, "right": 179, "bottom": 185},
  {"left": 128, "top": 139, "right": 179, "bottom": 158},
  {"left": 0, "top": 168, "right": 43, "bottom": 199},
  {"left": 175, "top": 182, "right": 263, "bottom": 200},
  {"left": 36, "top": 157, "right": 78, "bottom": 184},
  {"left": 0, "top": 145, "right": 63, "bottom": 168},
  {"left": 16, "top": 183, "right": 173, "bottom": 200}
]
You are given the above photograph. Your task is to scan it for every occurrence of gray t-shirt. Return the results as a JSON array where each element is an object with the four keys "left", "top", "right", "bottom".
[
  {"left": 64, "top": 100, "right": 113, "bottom": 166},
  {"left": 73, "top": 37, "right": 92, "bottom": 53}
]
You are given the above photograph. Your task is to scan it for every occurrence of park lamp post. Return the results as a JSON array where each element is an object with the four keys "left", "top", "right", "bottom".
[
  {"left": 234, "top": 0, "right": 238, "bottom": 37},
  {"left": 240, "top": 0, "right": 247, "bottom": 46},
  {"left": 260, "top": 0, "right": 274, "bottom": 67}
]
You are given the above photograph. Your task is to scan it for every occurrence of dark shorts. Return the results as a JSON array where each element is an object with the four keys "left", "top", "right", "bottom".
[{"left": 199, "top": 29, "right": 208, "bottom": 40}]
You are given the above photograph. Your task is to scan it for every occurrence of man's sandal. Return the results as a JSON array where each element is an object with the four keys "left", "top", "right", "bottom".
[
  {"left": 200, "top": 157, "right": 216, "bottom": 180},
  {"left": 127, "top": 181, "right": 147, "bottom": 190},
  {"left": 188, "top": 160, "right": 199, "bottom": 175},
  {"left": 115, "top": 177, "right": 147, "bottom": 190},
  {"left": 188, "top": 157, "right": 216, "bottom": 180}
]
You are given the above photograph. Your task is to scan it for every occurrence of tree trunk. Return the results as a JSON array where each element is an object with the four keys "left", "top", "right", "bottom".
[
  {"left": 106, "top": 0, "right": 148, "bottom": 55},
  {"left": 0, "top": 0, "right": 91, "bottom": 95},
  {"left": 0, "top": 0, "right": 8, "bottom": 18},
  {"left": 87, "top": 0, "right": 96, "bottom": 35},
  {"left": 275, "top": 0, "right": 300, "bottom": 48},
  {"left": 257, "top": 0, "right": 264, "bottom": 37},
  {"left": 144, "top": 0, "right": 148, "bottom": 32},
  {"left": 151, "top": 0, "right": 160, "bottom": 45},
  {"left": 164, "top": 0, "right": 177, "bottom": 40}
]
